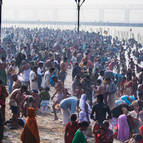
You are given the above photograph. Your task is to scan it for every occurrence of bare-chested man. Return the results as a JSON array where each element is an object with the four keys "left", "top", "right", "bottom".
[
  {"left": 94, "top": 79, "right": 105, "bottom": 96},
  {"left": 9, "top": 86, "right": 27, "bottom": 128},
  {"left": 7, "top": 60, "right": 16, "bottom": 94},
  {"left": 51, "top": 76, "right": 64, "bottom": 120},
  {"left": 138, "top": 82, "right": 143, "bottom": 101},
  {"left": 59, "top": 57, "right": 67, "bottom": 84},
  {"left": 12, "top": 74, "right": 21, "bottom": 90},
  {"left": 20, "top": 61, "right": 31, "bottom": 90},
  {"left": 132, "top": 72, "right": 138, "bottom": 98},
  {"left": 139, "top": 69, "right": 143, "bottom": 84}
]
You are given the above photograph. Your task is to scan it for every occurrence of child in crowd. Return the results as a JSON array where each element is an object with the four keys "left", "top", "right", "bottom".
[
  {"left": 40, "top": 87, "right": 50, "bottom": 113},
  {"left": 93, "top": 120, "right": 113, "bottom": 143},
  {"left": 63, "top": 88, "right": 71, "bottom": 98},
  {"left": 93, "top": 121, "right": 101, "bottom": 143},
  {"left": 32, "top": 90, "right": 41, "bottom": 111},
  {"left": 22, "top": 95, "right": 34, "bottom": 117}
]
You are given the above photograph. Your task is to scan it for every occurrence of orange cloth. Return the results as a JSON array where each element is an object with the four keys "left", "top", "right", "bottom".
[{"left": 21, "top": 107, "right": 40, "bottom": 143}]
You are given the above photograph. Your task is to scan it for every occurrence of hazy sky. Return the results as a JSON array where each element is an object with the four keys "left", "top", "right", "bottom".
[
  {"left": 4, "top": 0, "right": 143, "bottom": 6},
  {"left": 2, "top": 0, "right": 143, "bottom": 22}
]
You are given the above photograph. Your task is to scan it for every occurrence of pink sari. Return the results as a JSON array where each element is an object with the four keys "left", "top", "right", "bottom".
[{"left": 117, "top": 114, "right": 130, "bottom": 142}]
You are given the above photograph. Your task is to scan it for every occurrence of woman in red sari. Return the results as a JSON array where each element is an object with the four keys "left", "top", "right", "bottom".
[
  {"left": 93, "top": 120, "right": 113, "bottom": 143},
  {"left": 64, "top": 114, "right": 79, "bottom": 143},
  {"left": 93, "top": 121, "right": 101, "bottom": 143},
  {"left": 20, "top": 107, "right": 40, "bottom": 143}
]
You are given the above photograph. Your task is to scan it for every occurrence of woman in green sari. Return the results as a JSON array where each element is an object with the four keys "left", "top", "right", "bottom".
[{"left": 72, "top": 121, "right": 89, "bottom": 143}]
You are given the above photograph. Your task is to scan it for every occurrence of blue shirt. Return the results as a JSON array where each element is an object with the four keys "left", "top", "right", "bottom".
[
  {"left": 121, "top": 95, "right": 135, "bottom": 105},
  {"left": 49, "top": 73, "right": 56, "bottom": 86},
  {"left": 60, "top": 96, "right": 78, "bottom": 114}
]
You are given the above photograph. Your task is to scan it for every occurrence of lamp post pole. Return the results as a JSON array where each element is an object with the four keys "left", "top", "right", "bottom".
[
  {"left": 77, "top": 2, "right": 80, "bottom": 33},
  {"left": 75, "top": 0, "right": 85, "bottom": 33}
]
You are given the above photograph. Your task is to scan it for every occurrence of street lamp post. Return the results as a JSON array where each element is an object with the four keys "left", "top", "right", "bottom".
[{"left": 75, "top": 0, "right": 85, "bottom": 33}]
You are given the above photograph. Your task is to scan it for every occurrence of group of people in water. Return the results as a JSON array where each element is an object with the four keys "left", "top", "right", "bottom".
[{"left": 0, "top": 27, "right": 143, "bottom": 143}]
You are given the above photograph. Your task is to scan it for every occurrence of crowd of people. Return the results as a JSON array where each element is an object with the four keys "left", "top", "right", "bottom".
[{"left": 0, "top": 26, "right": 143, "bottom": 143}]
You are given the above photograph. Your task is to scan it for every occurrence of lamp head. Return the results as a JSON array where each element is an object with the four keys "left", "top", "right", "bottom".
[{"left": 75, "top": 0, "right": 81, "bottom": 3}]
